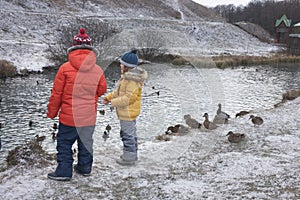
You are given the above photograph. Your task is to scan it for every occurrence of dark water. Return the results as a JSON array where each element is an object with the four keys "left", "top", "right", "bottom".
[{"left": 0, "top": 63, "right": 299, "bottom": 168}]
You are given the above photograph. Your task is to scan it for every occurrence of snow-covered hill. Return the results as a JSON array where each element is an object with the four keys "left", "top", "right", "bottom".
[{"left": 0, "top": 0, "right": 280, "bottom": 71}]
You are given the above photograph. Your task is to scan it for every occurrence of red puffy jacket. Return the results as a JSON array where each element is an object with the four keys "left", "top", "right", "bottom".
[{"left": 47, "top": 46, "right": 107, "bottom": 127}]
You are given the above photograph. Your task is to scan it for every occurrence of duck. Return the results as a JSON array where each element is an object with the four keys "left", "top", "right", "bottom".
[
  {"left": 235, "top": 111, "right": 250, "bottom": 118},
  {"left": 102, "top": 131, "right": 109, "bottom": 141},
  {"left": 183, "top": 114, "right": 201, "bottom": 129},
  {"left": 0, "top": 122, "right": 4, "bottom": 129},
  {"left": 226, "top": 131, "right": 246, "bottom": 143},
  {"left": 29, "top": 120, "right": 39, "bottom": 127},
  {"left": 203, "top": 113, "right": 218, "bottom": 130},
  {"left": 52, "top": 123, "right": 58, "bottom": 130},
  {"left": 165, "top": 124, "right": 189, "bottom": 136},
  {"left": 105, "top": 124, "right": 112, "bottom": 133},
  {"left": 213, "top": 103, "right": 230, "bottom": 124},
  {"left": 249, "top": 115, "right": 264, "bottom": 126},
  {"left": 51, "top": 132, "right": 57, "bottom": 140},
  {"left": 99, "top": 109, "right": 105, "bottom": 115},
  {"left": 35, "top": 134, "right": 46, "bottom": 142},
  {"left": 165, "top": 125, "right": 180, "bottom": 134}
]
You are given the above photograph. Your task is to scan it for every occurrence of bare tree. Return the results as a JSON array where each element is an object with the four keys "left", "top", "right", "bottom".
[
  {"left": 46, "top": 18, "right": 121, "bottom": 66},
  {"left": 135, "top": 29, "right": 167, "bottom": 60}
]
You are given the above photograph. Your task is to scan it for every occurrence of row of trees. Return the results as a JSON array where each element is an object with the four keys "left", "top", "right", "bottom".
[{"left": 213, "top": 0, "right": 300, "bottom": 36}]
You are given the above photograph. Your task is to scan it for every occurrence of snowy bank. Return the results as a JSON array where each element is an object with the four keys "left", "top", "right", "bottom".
[{"left": 0, "top": 97, "right": 299, "bottom": 199}]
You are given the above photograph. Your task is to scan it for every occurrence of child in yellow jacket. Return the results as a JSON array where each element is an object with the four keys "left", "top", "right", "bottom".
[{"left": 102, "top": 49, "right": 147, "bottom": 166}]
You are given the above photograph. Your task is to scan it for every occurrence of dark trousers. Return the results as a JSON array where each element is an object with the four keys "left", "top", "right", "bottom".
[{"left": 55, "top": 123, "right": 94, "bottom": 177}]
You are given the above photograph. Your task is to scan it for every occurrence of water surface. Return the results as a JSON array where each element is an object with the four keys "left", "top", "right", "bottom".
[{"left": 0, "top": 63, "right": 299, "bottom": 168}]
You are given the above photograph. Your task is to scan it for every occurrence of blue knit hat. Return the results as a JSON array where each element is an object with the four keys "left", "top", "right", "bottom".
[{"left": 120, "top": 49, "right": 138, "bottom": 68}]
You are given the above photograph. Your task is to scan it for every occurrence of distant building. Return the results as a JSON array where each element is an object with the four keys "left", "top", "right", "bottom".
[
  {"left": 275, "top": 14, "right": 292, "bottom": 44},
  {"left": 288, "top": 22, "right": 300, "bottom": 55}
]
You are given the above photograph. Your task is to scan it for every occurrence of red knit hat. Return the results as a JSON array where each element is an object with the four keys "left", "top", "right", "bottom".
[{"left": 73, "top": 28, "right": 92, "bottom": 46}]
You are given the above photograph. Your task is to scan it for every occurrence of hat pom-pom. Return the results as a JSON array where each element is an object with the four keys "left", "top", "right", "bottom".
[
  {"left": 80, "top": 28, "right": 86, "bottom": 34},
  {"left": 131, "top": 48, "right": 138, "bottom": 54}
]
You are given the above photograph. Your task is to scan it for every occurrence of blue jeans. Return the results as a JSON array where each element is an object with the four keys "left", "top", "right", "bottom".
[
  {"left": 55, "top": 123, "right": 94, "bottom": 177},
  {"left": 120, "top": 120, "right": 137, "bottom": 161}
]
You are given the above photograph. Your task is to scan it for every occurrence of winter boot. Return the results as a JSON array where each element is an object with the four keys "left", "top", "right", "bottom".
[{"left": 47, "top": 172, "right": 71, "bottom": 181}]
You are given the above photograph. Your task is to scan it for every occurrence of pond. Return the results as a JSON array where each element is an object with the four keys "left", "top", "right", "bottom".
[{"left": 0, "top": 62, "right": 299, "bottom": 168}]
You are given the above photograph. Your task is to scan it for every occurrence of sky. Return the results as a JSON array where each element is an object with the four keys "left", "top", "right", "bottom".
[{"left": 192, "top": 0, "right": 251, "bottom": 7}]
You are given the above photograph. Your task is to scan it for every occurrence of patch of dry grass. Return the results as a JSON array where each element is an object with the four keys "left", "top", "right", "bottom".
[
  {"left": 5, "top": 138, "right": 55, "bottom": 170},
  {"left": 0, "top": 60, "right": 17, "bottom": 78},
  {"left": 212, "top": 54, "right": 300, "bottom": 68}
]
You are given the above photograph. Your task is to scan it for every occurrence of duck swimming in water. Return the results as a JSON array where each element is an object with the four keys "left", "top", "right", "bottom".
[
  {"left": 52, "top": 123, "right": 58, "bottom": 130},
  {"left": 0, "top": 122, "right": 4, "bottom": 129},
  {"left": 102, "top": 131, "right": 109, "bottom": 141},
  {"left": 51, "top": 132, "right": 57, "bottom": 140},
  {"left": 105, "top": 124, "right": 112, "bottom": 134},
  {"left": 29, "top": 120, "right": 39, "bottom": 127},
  {"left": 35, "top": 134, "right": 46, "bottom": 142},
  {"left": 99, "top": 109, "right": 105, "bottom": 115}
]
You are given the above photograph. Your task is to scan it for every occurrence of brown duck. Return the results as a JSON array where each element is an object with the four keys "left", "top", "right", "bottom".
[
  {"left": 249, "top": 115, "right": 264, "bottom": 126},
  {"left": 203, "top": 113, "right": 218, "bottom": 130},
  {"left": 235, "top": 111, "right": 250, "bottom": 118},
  {"left": 226, "top": 131, "right": 246, "bottom": 143}
]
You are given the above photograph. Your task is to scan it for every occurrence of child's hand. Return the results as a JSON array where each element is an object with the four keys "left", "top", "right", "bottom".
[{"left": 102, "top": 99, "right": 110, "bottom": 105}]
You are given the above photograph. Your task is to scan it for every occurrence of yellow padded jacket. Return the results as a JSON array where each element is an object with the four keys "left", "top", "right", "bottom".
[{"left": 105, "top": 67, "right": 148, "bottom": 121}]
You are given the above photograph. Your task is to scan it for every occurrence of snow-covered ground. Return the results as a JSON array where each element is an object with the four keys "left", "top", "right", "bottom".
[
  {"left": 0, "top": 1, "right": 296, "bottom": 198},
  {"left": 0, "top": 96, "right": 299, "bottom": 199}
]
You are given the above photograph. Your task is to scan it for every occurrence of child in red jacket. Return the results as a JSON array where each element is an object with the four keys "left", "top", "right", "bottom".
[{"left": 47, "top": 28, "right": 107, "bottom": 181}]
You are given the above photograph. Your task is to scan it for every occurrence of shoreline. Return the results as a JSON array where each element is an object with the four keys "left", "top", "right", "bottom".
[
  {"left": 211, "top": 54, "right": 300, "bottom": 68},
  {"left": 1, "top": 53, "right": 300, "bottom": 79},
  {"left": 151, "top": 53, "right": 300, "bottom": 68}
]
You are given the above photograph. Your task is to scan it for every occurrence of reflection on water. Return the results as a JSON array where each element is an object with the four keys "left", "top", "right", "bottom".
[{"left": 0, "top": 63, "right": 299, "bottom": 167}]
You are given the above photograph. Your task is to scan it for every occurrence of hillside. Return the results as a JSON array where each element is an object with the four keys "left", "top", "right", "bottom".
[{"left": 0, "top": 0, "right": 280, "bottom": 71}]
